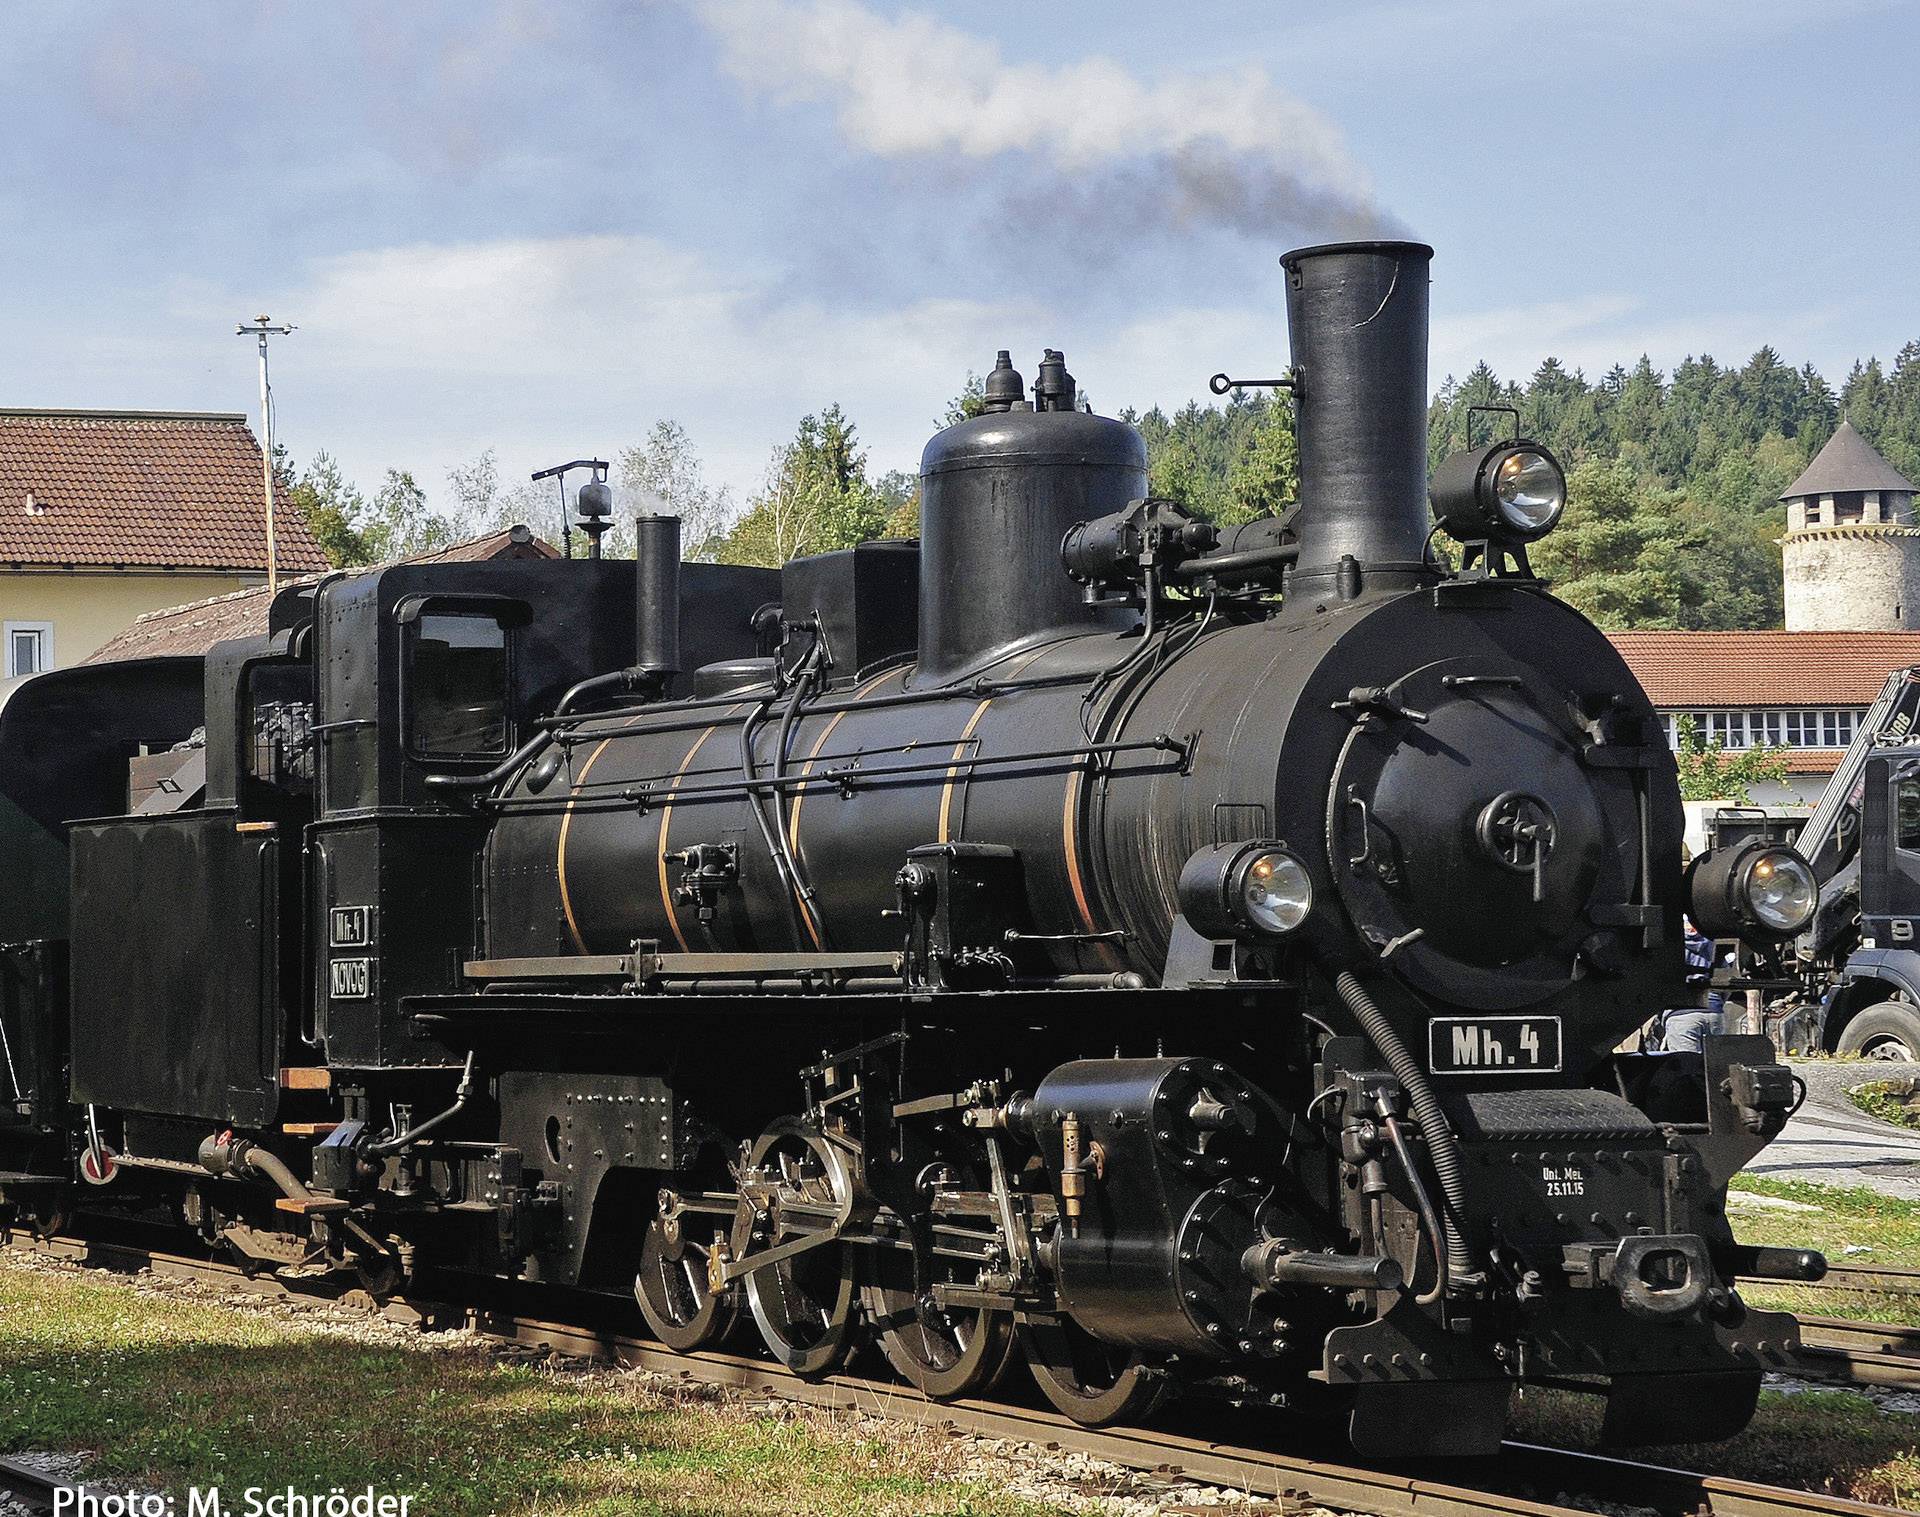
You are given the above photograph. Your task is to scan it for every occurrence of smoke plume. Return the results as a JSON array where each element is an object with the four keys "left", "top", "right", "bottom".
[{"left": 690, "top": 0, "right": 1394, "bottom": 247}]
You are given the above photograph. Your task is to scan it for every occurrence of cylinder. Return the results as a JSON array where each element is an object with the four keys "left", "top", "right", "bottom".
[
  {"left": 634, "top": 514, "right": 683, "bottom": 682},
  {"left": 918, "top": 363, "right": 1145, "bottom": 682},
  {"left": 1281, "top": 240, "right": 1435, "bottom": 601}
]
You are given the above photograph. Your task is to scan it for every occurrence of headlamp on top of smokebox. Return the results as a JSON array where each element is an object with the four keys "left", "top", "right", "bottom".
[
  {"left": 1178, "top": 841, "right": 1314, "bottom": 940},
  {"left": 1686, "top": 838, "right": 1818, "bottom": 945},
  {"left": 1429, "top": 440, "right": 1567, "bottom": 547}
]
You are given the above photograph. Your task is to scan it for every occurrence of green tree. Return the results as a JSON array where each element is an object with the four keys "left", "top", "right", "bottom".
[
  {"left": 1148, "top": 430, "right": 1219, "bottom": 518},
  {"left": 286, "top": 452, "right": 375, "bottom": 568},
  {"left": 874, "top": 469, "right": 919, "bottom": 539},
  {"left": 1224, "top": 400, "right": 1298, "bottom": 524},
  {"left": 446, "top": 449, "right": 555, "bottom": 548},
  {"left": 717, "top": 406, "right": 890, "bottom": 567},
  {"left": 940, "top": 373, "right": 987, "bottom": 428},
  {"left": 1673, "top": 716, "right": 1790, "bottom": 804},
  {"left": 1529, "top": 461, "right": 1694, "bottom": 627},
  {"left": 1528, "top": 460, "right": 1782, "bottom": 630},
  {"left": 618, "top": 419, "right": 736, "bottom": 561},
  {"left": 364, "top": 468, "right": 456, "bottom": 560}
]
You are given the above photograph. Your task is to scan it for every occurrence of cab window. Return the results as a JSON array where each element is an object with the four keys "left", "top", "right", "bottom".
[
  {"left": 1897, "top": 775, "right": 1920, "bottom": 853},
  {"left": 407, "top": 612, "right": 511, "bottom": 758}
]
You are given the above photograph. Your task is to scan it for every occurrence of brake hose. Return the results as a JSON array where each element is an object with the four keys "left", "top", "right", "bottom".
[{"left": 1333, "top": 970, "right": 1478, "bottom": 1289}]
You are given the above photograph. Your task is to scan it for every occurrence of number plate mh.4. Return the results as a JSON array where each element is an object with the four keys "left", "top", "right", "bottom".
[{"left": 1428, "top": 1015, "right": 1562, "bottom": 1075}]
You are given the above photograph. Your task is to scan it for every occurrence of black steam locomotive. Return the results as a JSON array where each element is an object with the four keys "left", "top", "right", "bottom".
[{"left": 0, "top": 242, "right": 1825, "bottom": 1457}]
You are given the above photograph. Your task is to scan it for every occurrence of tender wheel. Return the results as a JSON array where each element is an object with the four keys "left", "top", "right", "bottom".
[
  {"left": 1837, "top": 999, "right": 1920, "bottom": 1061},
  {"left": 865, "top": 1242, "right": 1016, "bottom": 1400},
  {"left": 24, "top": 1199, "right": 68, "bottom": 1241},
  {"left": 1021, "top": 1318, "right": 1169, "bottom": 1426},
  {"left": 354, "top": 1250, "right": 404, "bottom": 1299},
  {"left": 636, "top": 1200, "right": 739, "bottom": 1352},
  {"left": 739, "top": 1119, "right": 862, "bottom": 1378}
]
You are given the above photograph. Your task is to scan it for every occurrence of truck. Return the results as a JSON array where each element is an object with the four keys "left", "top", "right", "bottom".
[{"left": 1748, "top": 667, "right": 1920, "bottom": 1057}]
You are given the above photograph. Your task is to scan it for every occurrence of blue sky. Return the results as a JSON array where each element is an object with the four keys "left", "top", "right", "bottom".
[{"left": 2, "top": 1, "right": 1914, "bottom": 520}]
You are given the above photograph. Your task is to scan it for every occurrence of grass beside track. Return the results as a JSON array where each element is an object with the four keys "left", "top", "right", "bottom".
[
  {"left": 9, "top": 1238, "right": 1920, "bottom": 1513},
  {"left": 1510, "top": 1385, "right": 1920, "bottom": 1509},
  {"left": 1850, "top": 1084, "right": 1920, "bottom": 1134},
  {"left": 0, "top": 1259, "right": 1075, "bottom": 1517},
  {"left": 1730, "top": 1175, "right": 1920, "bottom": 1328}
]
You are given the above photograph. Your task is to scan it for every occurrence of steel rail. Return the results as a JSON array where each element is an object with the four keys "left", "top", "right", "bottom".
[
  {"left": 1793, "top": 1314, "right": 1920, "bottom": 1388},
  {"left": 0, "top": 1229, "right": 1905, "bottom": 1517},
  {"left": 1786, "top": 1263, "right": 1920, "bottom": 1297},
  {"left": 0, "top": 1455, "right": 72, "bottom": 1514}
]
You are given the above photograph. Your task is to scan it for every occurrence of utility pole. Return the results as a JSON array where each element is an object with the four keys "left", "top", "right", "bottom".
[{"left": 237, "top": 316, "right": 296, "bottom": 596}]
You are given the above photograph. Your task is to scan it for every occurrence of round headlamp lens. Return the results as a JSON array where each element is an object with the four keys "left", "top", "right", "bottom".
[
  {"left": 1493, "top": 449, "right": 1565, "bottom": 535},
  {"left": 1240, "top": 850, "right": 1313, "bottom": 934},
  {"left": 1743, "top": 850, "right": 1817, "bottom": 934}
]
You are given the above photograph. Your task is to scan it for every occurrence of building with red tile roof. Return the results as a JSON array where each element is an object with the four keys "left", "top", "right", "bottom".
[
  {"left": 0, "top": 408, "right": 329, "bottom": 674},
  {"left": 1606, "top": 422, "right": 1920, "bottom": 805},
  {"left": 1607, "top": 629, "right": 1920, "bottom": 801}
]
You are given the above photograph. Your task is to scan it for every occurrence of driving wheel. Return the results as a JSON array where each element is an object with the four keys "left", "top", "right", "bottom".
[
  {"left": 1021, "top": 1318, "right": 1168, "bottom": 1426},
  {"left": 636, "top": 1195, "right": 739, "bottom": 1352},
  {"left": 740, "top": 1118, "right": 862, "bottom": 1378},
  {"left": 865, "top": 1236, "right": 1016, "bottom": 1400}
]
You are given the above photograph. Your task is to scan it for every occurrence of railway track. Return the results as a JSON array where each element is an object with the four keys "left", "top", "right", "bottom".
[
  {"left": 1775, "top": 1264, "right": 1920, "bottom": 1298},
  {"left": 0, "top": 1455, "right": 70, "bottom": 1515},
  {"left": 1, "top": 1228, "right": 1909, "bottom": 1517},
  {"left": 1795, "top": 1315, "right": 1920, "bottom": 1389}
]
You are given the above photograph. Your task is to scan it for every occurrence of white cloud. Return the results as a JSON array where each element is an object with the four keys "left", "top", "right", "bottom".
[
  {"left": 696, "top": 0, "right": 1357, "bottom": 186},
  {"left": 688, "top": 0, "right": 1386, "bottom": 239},
  {"left": 191, "top": 232, "right": 1052, "bottom": 511},
  {"left": 10, "top": 230, "right": 1872, "bottom": 546}
]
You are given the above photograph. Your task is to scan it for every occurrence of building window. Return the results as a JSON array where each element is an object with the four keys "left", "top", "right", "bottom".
[
  {"left": 3, "top": 622, "right": 52, "bottom": 678},
  {"left": 1663, "top": 707, "right": 1866, "bottom": 752},
  {"left": 1835, "top": 492, "right": 1866, "bottom": 524}
]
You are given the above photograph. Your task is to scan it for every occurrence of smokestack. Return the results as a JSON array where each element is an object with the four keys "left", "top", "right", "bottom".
[
  {"left": 1280, "top": 240, "right": 1435, "bottom": 603},
  {"left": 633, "top": 513, "right": 682, "bottom": 685}
]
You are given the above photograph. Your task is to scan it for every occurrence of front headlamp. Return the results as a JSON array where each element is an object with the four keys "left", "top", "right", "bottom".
[
  {"left": 1686, "top": 840, "right": 1818, "bottom": 944},
  {"left": 1429, "top": 440, "right": 1567, "bottom": 545},
  {"left": 1178, "top": 840, "right": 1314, "bottom": 940}
]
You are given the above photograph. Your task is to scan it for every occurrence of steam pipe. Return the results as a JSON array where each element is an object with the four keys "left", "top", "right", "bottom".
[
  {"left": 360, "top": 1052, "right": 479, "bottom": 1158},
  {"left": 424, "top": 730, "right": 554, "bottom": 792},
  {"left": 1167, "top": 542, "right": 1299, "bottom": 581},
  {"left": 1384, "top": 1112, "right": 1447, "bottom": 1305},
  {"left": 425, "top": 665, "right": 659, "bottom": 793},
  {"left": 634, "top": 514, "right": 683, "bottom": 685},
  {"left": 199, "top": 1133, "right": 313, "bottom": 1202}
]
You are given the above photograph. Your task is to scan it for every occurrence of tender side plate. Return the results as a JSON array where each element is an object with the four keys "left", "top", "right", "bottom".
[{"left": 1428, "top": 1015, "right": 1562, "bottom": 1075}]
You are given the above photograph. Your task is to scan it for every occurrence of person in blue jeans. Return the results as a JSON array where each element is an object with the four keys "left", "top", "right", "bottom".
[{"left": 1660, "top": 918, "right": 1728, "bottom": 1052}]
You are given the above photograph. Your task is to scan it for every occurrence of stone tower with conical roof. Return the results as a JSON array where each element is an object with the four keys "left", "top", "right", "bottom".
[{"left": 1780, "top": 418, "right": 1920, "bottom": 630}]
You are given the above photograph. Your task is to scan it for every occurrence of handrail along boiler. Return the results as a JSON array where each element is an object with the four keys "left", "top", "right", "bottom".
[{"left": 0, "top": 241, "right": 1823, "bottom": 1457}]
